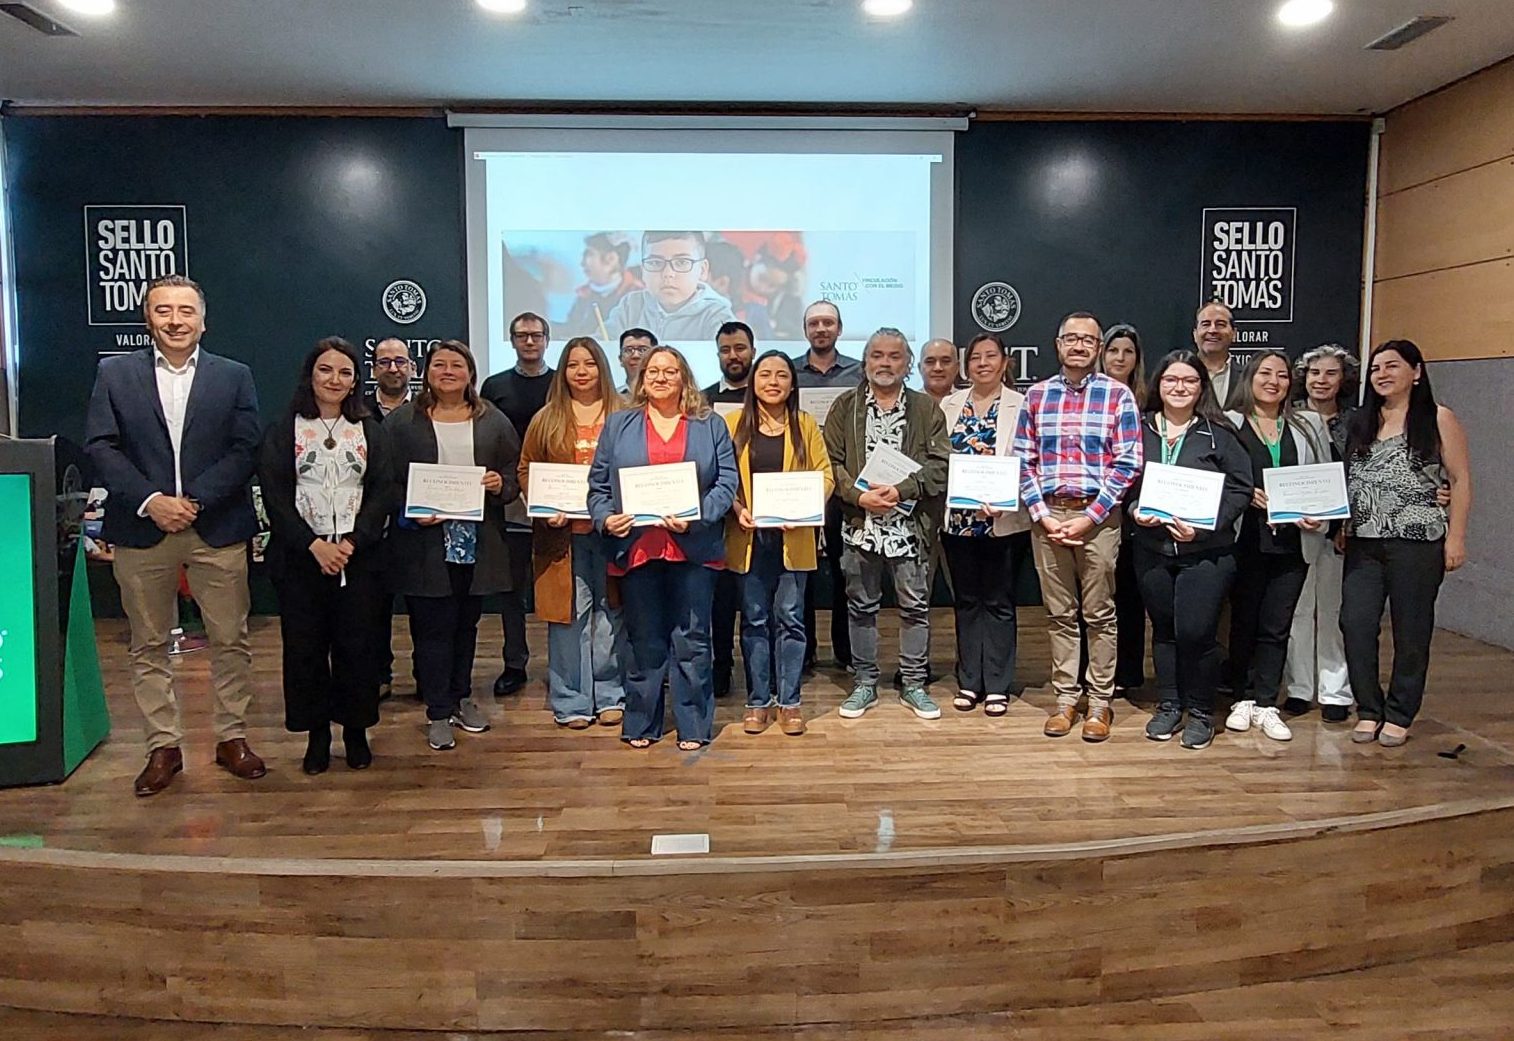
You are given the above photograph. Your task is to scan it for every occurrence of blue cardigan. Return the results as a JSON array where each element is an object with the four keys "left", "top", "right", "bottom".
[{"left": 587, "top": 408, "right": 739, "bottom": 569}]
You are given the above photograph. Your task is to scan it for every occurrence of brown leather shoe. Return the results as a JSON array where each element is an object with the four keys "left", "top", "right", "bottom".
[
  {"left": 1082, "top": 706, "right": 1114, "bottom": 742},
  {"left": 743, "top": 707, "right": 771, "bottom": 734},
  {"left": 777, "top": 706, "right": 806, "bottom": 736},
  {"left": 597, "top": 708, "right": 624, "bottom": 727},
  {"left": 1044, "top": 706, "right": 1079, "bottom": 737},
  {"left": 133, "top": 747, "right": 183, "bottom": 797},
  {"left": 214, "top": 738, "right": 267, "bottom": 780}
]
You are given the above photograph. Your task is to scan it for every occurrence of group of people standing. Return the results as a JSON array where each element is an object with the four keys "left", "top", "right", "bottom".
[{"left": 83, "top": 275, "right": 1472, "bottom": 798}]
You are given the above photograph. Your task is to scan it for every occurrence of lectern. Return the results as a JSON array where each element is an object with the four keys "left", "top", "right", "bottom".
[{"left": 0, "top": 437, "right": 110, "bottom": 787}]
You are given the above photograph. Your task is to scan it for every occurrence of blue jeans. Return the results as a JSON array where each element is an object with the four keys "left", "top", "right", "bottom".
[
  {"left": 739, "top": 532, "right": 809, "bottom": 709},
  {"left": 546, "top": 534, "right": 628, "bottom": 723},
  {"left": 619, "top": 561, "right": 717, "bottom": 744}
]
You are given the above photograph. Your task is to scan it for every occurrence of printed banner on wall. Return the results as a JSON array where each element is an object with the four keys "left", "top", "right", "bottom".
[
  {"left": 84, "top": 204, "right": 189, "bottom": 327},
  {"left": 1200, "top": 207, "right": 1296, "bottom": 323}
]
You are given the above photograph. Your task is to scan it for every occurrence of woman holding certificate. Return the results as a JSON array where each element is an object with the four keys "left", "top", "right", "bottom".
[
  {"left": 1340, "top": 340, "right": 1472, "bottom": 747},
  {"left": 388, "top": 341, "right": 521, "bottom": 752},
  {"left": 1130, "top": 351, "right": 1252, "bottom": 751},
  {"left": 939, "top": 333, "right": 1030, "bottom": 715},
  {"left": 518, "top": 337, "right": 629, "bottom": 729},
  {"left": 258, "top": 337, "right": 394, "bottom": 774},
  {"left": 588, "top": 345, "right": 739, "bottom": 750},
  {"left": 1221, "top": 351, "right": 1330, "bottom": 743},
  {"left": 724, "top": 350, "right": 833, "bottom": 736}
]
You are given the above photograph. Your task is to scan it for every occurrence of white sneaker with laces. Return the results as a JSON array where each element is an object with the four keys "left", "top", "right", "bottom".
[
  {"left": 1225, "top": 699, "right": 1256, "bottom": 732},
  {"left": 1255, "top": 705, "right": 1293, "bottom": 742}
]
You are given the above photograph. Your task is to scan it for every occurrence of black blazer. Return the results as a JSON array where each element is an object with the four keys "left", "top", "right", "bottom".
[
  {"left": 384, "top": 401, "right": 521, "bottom": 597},
  {"left": 256, "top": 413, "right": 394, "bottom": 576},
  {"left": 83, "top": 348, "right": 261, "bottom": 548},
  {"left": 1129, "top": 414, "right": 1253, "bottom": 558}
]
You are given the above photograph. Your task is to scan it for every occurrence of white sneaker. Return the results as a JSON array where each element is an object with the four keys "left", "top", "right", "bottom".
[
  {"left": 1255, "top": 705, "right": 1293, "bottom": 742},
  {"left": 1225, "top": 699, "right": 1256, "bottom": 732}
]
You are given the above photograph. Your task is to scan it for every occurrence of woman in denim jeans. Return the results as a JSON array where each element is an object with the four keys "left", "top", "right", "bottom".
[{"left": 724, "top": 351, "right": 834, "bottom": 736}]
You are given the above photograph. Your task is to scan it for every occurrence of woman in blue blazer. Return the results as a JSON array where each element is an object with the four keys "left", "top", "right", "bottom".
[{"left": 588, "top": 345, "right": 739, "bottom": 749}]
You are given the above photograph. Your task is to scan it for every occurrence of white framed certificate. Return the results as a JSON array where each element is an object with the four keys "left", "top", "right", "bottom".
[
  {"left": 1134, "top": 462, "right": 1226, "bottom": 530},
  {"left": 947, "top": 454, "right": 1021, "bottom": 511},
  {"left": 526, "top": 462, "right": 591, "bottom": 519},
  {"left": 853, "top": 444, "right": 921, "bottom": 492},
  {"left": 798, "top": 387, "right": 847, "bottom": 427},
  {"left": 405, "top": 463, "right": 487, "bottom": 521},
  {"left": 1264, "top": 462, "right": 1350, "bottom": 524},
  {"left": 619, "top": 461, "right": 701, "bottom": 526},
  {"left": 751, "top": 471, "right": 826, "bottom": 528}
]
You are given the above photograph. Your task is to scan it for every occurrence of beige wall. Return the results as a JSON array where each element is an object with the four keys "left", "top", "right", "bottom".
[{"left": 1372, "top": 58, "right": 1514, "bottom": 360}]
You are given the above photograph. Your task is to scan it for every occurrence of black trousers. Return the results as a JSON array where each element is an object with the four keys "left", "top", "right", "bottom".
[
  {"left": 1340, "top": 537, "right": 1445, "bottom": 727},
  {"left": 803, "top": 499, "right": 851, "bottom": 668},
  {"left": 944, "top": 532, "right": 1029, "bottom": 696},
  {"left": 1227, "top": 544, "right": 1310, "bottom": 707},
  {"left": 712, "top": 569, "right": 740, "bottom": 678},
  {"left": 498, "top": 530, "right": 531, "bottom": 674},
  {"left": 1137, "top": 547, "right": 1236, "bottom": 719},
  {"left": 271, "top": 555, "right": 388, "bottom": 732},
  {"left": 409, "top": 563, "right": 484, "bottom": 721}
]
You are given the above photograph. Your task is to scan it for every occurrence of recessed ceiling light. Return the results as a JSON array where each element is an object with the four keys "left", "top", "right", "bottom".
[
  {"left": 862, "top": 0, "right": 913, "bottom": 18},
  {"left": 476, "top": 0, "right": 527, "bottom": 14},
  {"left": 56, "top": 0, "right": 116, "bottom": 15},
  {"left": 1277, "top": 0, "right": 1334, "bottom": 28}
]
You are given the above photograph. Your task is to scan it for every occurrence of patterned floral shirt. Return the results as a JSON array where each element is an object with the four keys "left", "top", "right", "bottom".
[
  {"left": 842, "top": 385, "right": 919, "bottom": 559},
  {"left": 293, "top": 416, "right": 366, "bottom": 536},
  {"left": 947, "top": 397, "right": 998, "bottom": 537},
  {"left": 1348, "top": 434, "right": 1447, "bottom": 542}
]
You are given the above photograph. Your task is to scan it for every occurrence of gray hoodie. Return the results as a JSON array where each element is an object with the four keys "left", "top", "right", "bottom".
[{"left": 604, "top": 282, "right": 736, "bottom": 343}]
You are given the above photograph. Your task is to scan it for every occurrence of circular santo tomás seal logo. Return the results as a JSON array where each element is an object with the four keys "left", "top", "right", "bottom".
[
  {"left": 971, "top": 281, "right": 1022, "bottom": 333},
  {"left": 382, "top": 279, "right": 427, "bottom": 325}
]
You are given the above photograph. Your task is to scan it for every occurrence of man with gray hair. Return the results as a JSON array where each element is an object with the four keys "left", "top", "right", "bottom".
[
  {"left": 823, "top": 328, "right": 949, "bottom": 720},
  {"left": 918, "top": 338, "right": 961, "bottom": 404}
]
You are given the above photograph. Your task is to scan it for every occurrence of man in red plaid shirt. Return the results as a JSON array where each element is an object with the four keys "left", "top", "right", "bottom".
[{"left": 1013, "top": 312, "right": 1143, "bottom": 742}]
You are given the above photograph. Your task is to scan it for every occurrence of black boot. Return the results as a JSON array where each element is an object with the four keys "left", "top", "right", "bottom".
[
  {"left": 303, "top": 724, "right": 332, "bottom": 775},
  {"left": 343, "top": 726, "right": 373, "bottom": 770}
]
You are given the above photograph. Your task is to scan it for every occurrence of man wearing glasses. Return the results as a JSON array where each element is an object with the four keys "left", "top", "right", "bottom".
[
  {"left": 364, "top": 337, "right": 414, "bottom": 418},
  {"left": 481, "top": 312, "right": 556, "bottom": 697},
  {"left": 1013, "top": 312, "right": 1143, "bottom": 742},
  {"left": 604, "top": 231, "right": 735, "bottom": 343},
  {"left": 617, "top": 327, "right": 657, "bottom": 395}
]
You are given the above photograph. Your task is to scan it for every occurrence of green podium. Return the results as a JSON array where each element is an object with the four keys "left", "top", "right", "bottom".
[{"left": 0, "top": 437, "right": 110, "bottom": 787}]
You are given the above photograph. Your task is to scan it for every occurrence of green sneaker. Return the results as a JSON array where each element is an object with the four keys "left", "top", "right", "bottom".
[
  {"left": 838, "top": 684, "right": 879, "bottom": 719},
  {"left": 899, "top": 686, "right": 941, "bottom": 720}
]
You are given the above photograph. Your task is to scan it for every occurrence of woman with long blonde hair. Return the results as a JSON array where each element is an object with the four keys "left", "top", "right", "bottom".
[
  {"left": 587, "top": 345, "right": 739, "bottom": 749},
  {"left": 518, "top": 337, "right": 628, "bottom": 728}
]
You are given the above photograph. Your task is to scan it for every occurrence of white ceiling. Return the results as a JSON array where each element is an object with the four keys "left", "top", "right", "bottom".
[{"left": 2, "top": 0, "right": 1512, "bottom": 114}]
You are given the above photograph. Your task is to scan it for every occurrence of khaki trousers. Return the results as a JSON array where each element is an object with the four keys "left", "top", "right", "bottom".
[
  {"left": 1030, "top": 506, "right": 1122, "bottom": 709},
  {"left": 112, "top": 529, "right": 253, "bottom": 752}
]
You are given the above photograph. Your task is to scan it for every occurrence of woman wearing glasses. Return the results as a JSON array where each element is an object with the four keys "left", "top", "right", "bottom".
[
  {"left": 724, "top": 350, "right": 833, "bottom": 735},
  {"left": 588, "top": 344, "right": 739, "bottom": 750},
  {"left": 1130, "top": 351, "right": 1252, "bottom": 751}
]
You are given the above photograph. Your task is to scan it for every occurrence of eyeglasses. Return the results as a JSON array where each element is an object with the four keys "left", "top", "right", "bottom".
[
  {"left": 374, "top": 358, "right": 411, "bottom": 370},
  {"left": 1057, "top": 333, "right": 1101, "bottom": 348},
  {"left": 1159, "top": 375, "right": 1202, "bottom": 388},
  {"left": 642, "top": 256, "right": 701, "bottom": 274},
  {"left": 621, "top": 344, "right": 651, "bottom": 357},
  {"left": 511, "top": 331, "right": 547, "bottom": 343}
]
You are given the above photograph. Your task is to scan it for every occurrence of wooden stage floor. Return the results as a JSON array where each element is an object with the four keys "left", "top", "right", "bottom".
[
  {"left": 1, "top": 609, "right": 1512, "bottom": 862},
  {"left": 1, "top": 610, "right": 1512, "bottom": 1035}
]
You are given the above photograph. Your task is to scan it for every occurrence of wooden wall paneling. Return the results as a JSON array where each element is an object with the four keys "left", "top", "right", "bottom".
[
  {"left": 1378, "top": 58, "right": 1514, "bottom": 195},
  {"left": 1371, "top": 259, "right": 1514, "bottom": 360},
  {"left": 1374, "top": 157, "right": 1514, "bottom": 281}
]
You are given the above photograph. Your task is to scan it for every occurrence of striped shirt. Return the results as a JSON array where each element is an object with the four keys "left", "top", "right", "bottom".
[{"left": 1012, "top": 371, "right": 1143, "bottom": 525}]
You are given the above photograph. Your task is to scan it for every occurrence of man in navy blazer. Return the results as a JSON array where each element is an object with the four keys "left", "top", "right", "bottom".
[{"left": 84, "top": 275, "right": 266, "bottom": 796}]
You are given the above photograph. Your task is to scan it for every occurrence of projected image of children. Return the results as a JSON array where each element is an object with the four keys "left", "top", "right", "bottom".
[
  {"left": 563, "top": 233, "right": 642, "bottom": 337},
  {"left": 604, "top": 231, "right": 735, "bottom": 342}
]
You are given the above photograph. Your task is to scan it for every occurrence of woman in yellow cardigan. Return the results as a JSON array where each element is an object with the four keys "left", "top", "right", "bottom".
[
  {"left": 725, "top": 350, "right": 835, "bottom": 736},
  {"left": 517, "top": 337, "right": 628, "bottom": 729}
]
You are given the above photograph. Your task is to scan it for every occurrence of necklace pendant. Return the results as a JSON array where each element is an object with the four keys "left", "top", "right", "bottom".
[{"left": 323, "top": 437, "right": 337, "bottom": 450}]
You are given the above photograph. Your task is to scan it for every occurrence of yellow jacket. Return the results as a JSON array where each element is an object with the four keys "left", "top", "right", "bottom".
[{"left": 722, "top": 409, "right": 835, "bottom": 573}]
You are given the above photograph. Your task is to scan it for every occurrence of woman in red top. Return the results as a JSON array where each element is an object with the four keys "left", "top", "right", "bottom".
[{"left": 587, "top": 346, "right": 739, "bottom": 749}]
